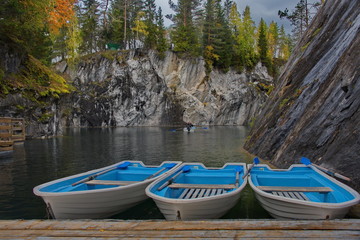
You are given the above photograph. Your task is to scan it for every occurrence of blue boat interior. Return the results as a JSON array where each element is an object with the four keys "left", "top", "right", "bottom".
[
  {"left": 250, "top": 166, "right": 355, "bottom": 203},
  {"left": 40, "top": 162, "right": 176, "bottom": 193},
  {"left": 151, "top": 164, "right": 245, "bottom": 199}
]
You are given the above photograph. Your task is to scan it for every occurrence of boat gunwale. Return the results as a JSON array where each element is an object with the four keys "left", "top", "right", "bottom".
[
  {"left": 248, "top": 164, "right": 360, "bottom": 208},
  {"left": 145, "top": 162, "right": 247, "bottom": 204},
  {"left": 33, "top": 161, "right": 182, "bottom": 197}
]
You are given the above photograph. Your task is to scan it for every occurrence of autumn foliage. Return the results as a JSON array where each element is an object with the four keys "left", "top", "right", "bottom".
[{"left": 48, "top": 0, "right": 77, "bottom": 34}]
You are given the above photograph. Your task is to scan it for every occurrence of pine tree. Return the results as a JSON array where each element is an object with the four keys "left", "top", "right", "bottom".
[
  {"left": 239, "top": 6, "right": 257, "bottom": 69},
  {"left": 278, "top": 0, "right": 322, "bottom": 40},
  {"left": 278, "top": 25, "right": 291, "bottom": 60},
  {"left": 228, "top": 4, "right": 256, "bottom": 71},
  {"left": 169, "top": 0, "right": 202, "bottom": 56},
  {"left": 257, "top": 18, "right": 270, "bottom": 68},
  {"left": 213, "top": 0, "right": 232, "bottom": 71},
  {"left": 143, "top": 0, "right": 157, "bottom": 49},
  {"left": 203, "top": 0, "right": 218, "bottom": 74},
  {"left": 79, "top": 0, "right": 100, "bottom": 54},
  {"left": 156, "top": 7, "right": 168, "bottom": 58}
]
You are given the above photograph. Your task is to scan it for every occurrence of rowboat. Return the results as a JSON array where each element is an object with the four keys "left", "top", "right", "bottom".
[
  {"left": 146, "top": 163, "right": 247, "bottom": 220},
  {"left": 248, "top": 164, "right": 360, "bottom": 220},
  {"left": 183, "top": 127, "right": 195, "bottom": 132},
  {"left": 33, "top": 161, "right": 182, "bottom": 219}
]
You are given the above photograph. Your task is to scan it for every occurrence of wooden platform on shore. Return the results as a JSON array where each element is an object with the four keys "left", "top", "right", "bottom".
[{"left": 0, "top": 219, "right": 359, "bottom": 239}]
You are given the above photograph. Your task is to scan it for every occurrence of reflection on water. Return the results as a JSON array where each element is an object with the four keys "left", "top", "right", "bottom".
[{"left": 0, "top": 126, "right": 270, "bottom": 220}]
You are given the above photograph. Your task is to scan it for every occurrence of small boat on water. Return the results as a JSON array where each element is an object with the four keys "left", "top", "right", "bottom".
[
  {"left": 183, "top": 127, "right": 195, "bottom": 132},
  {"left": 33, "top": 161, "right": 182, "bottom": 219},
  {"left": 146, "top": 163, "right": 247, "bottom": 220},
  {"left": 248, "top": 163, "right": 360, "bottom": 220}
]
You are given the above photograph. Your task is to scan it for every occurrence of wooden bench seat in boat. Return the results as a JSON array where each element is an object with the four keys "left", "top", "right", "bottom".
[
  {"left": 169, "top": 183, "right": 236, "bottom": 189},
  {"left": 256, "top": 186, "right": 333, "bottom": 192},
  {"left": 85, "top": 180, "right": 139, "bottom": 186},
  {"left": 257, "top": 186, "right": 333, "bottom": 201}
]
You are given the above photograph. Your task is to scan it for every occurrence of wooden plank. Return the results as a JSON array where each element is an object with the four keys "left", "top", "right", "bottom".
[
  {"left": 179, "top": 189, "right": 190, "bottom": 199},
  {"left": 0, "top": 125, "right": 12, "bottom": 130},
  {"left": 257, "top": 186, "right": 333, "bottom": 192},
  {"left": 0, "top": 141, "right": 13, "bottom": 146},
  {"left": 191, "top": 189, "right": 201, "bottom": 199},
  {"left": 293, "top": 191, "right": 303, "bottom": 200},
  {"left": 0, "top": 219, "right": 359, "bottom": 231},
  {"left": 299, "top": 192, "right": 310, "bottom": 201},
  {"left": 0, "top": 133, "right": 12, "bottom": 138},
  {"left": 184, "top": 189, "right": 195, "bottom": 199},
  {"left": 169, "top": 183, "right": 236, "bottom": 189},
  {"left": 0, "top": 220, "right": 359, "bottom": 239},
  {"left": 0, "top": 229, "right": 358, "bottom": 239},
  {"left": 0, "top": 146, "right": 13, "bottom": 151},
  {"left": 85, "top": 180, "right": 139, "bottom": 186},
  {"left": 0, "top": 118, "right": 12, "bottom": 123},
  {"left": 198, "top": 188, "right": 206, "bottom": 198},
  {"left": 204, "top": 189, "right": 212, "bottom": 197}
]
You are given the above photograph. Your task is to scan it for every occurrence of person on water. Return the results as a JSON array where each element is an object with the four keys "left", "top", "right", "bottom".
[{"left": 185, "top": 122, "right": 194, "bottom": 132}]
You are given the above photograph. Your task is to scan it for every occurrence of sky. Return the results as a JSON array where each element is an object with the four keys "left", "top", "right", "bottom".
[{"left": 154, "top": 0, "right": 319, "bottom": 33}]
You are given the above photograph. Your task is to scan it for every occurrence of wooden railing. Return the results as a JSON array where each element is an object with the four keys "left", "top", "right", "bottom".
[
  {"left": 0, "top": 118, "right": 13, "bottom": 153},
  {"left": 11, "top": 118, "right": 26, "bottom": 143},
  {"left": 0, "top": 117, "right": 26, "bottom": 154}
]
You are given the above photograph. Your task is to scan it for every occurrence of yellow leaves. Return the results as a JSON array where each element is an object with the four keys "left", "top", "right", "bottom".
[
  {"left": 132, "top": 11, "right": 148, "bottom": 38},
  {"left": 204, "top": 45, "right": 220, "bottom": 61}
]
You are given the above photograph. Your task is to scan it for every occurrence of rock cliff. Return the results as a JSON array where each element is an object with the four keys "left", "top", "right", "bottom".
[
  {"left": 58, "top": 49, "right": 270, "bottom": 127},
  {"left": 244, "top": 0, "right": 360, "bottom": 190}
]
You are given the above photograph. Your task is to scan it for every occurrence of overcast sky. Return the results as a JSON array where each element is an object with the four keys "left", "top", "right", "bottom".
[{"left": 154, "top": 0, "right": 319, "bottom": 33}]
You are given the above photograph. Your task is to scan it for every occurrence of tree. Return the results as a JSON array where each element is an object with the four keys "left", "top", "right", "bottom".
[
  {"left": 79, "top": 0, "right": 100, "bottom": 54},
  {"left": 202, "top": 0, "right": 218, "bottom": 74},
  {"left": 267, "top": 21, "right": 279, "bottom": 59},
  {"left": 238, "top": 6, "right": 257, "bottom": 69},
  {"left": 48, "top": 0, "right": 78, "bottom": 35},
  {"left": 66, "top": 14, "right": 82, "bottom": 68},
  {"left": 168, "top": 0, "right": 202, "bottom": 56},
  {"left": 132, "top": 11, "right": 148, "bottom": 47},
  {"left": 257, "top": 18, "right": 270, "bottom": 68},
  {"left": 228, "top": 3, "right": 257, "bottom": 71},
  {"left": 278, "top": 0, "right": 323, "bottom": 40},
  {"left": 278, "top": 25, "right": 292, "bottom": 60},
  {"left": 143, "top": 0, "right": 157, "bottom": 49},
  {"left": 156, "top": 7, "right": 168, "bottom": 58},
  {"left": 0, "top": 0, "right": 77, "bottom": 64}
]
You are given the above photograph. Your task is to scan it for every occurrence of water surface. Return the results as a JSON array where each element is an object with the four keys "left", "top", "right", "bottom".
[{"left": 0, "top": 126, "right": 270, "bottom": 219}]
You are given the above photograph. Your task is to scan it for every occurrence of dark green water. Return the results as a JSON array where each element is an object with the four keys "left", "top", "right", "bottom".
[{"left": 0, "top": 126, "right": 270, "bottom": 220}]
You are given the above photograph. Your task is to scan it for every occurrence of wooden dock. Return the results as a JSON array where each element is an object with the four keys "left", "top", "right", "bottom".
[
  {"left": 0, "top": 117, "right": 25, "bottom": 155},
  {"left": 0, "top": 219, "right": 359, "bottom": 239}
]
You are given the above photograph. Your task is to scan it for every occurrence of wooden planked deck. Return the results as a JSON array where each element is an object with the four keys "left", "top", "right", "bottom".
[{"left": 0, "top": 219, "right": 359, "bottom": 239}]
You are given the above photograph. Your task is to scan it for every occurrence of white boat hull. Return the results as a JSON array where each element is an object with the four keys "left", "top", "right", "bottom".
[
  {"left": 249, "top": 164, "right": 360, "bottom": 220},
  {"left": 253, "top": 191, "right": 352, "bottom": 220},
  {"left": 41, "top": 181, "right": 150, "bottom": 219},
  {"left": 152, "top": 192, "right": 241, "bottom": 220},
  {"left": 34, "top": 161, "right": 181, "bottom": 219}
]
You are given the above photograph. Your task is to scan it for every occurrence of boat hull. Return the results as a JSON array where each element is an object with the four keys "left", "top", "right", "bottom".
[
  {"left": 146, "top": 163, "right": 247, "bottom": 220},
  {"left": 34, "top": 161, "right": 181, "bottom": 219},
  {"left": 152, "top": 191, "right": 241, "bottom": 220},
  {"left": 249, "top": 164, "right": 360, "bottom": 220},
  {"left": 253, "top": 191, "right": 352, "bottom": 220}
]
